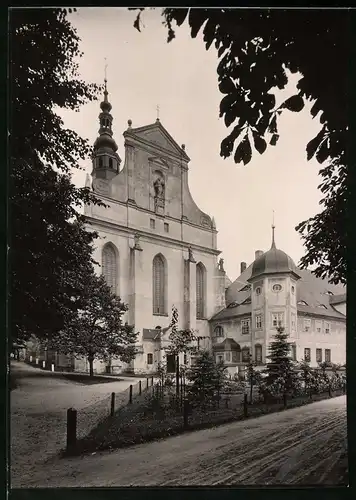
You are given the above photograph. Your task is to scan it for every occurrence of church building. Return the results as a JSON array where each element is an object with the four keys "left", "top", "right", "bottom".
[
  {"left": 75, "top": 81, "right": 346, "bottom": 375},
  {"left": 82, "top": 81, "right": 227, "bottom": 374}
]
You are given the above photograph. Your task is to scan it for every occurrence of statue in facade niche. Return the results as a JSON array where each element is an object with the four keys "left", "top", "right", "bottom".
[
  {"left": 153, "top": 176, "right": 165, "bottom": 212},
  {"left": 134, "top": 232, "right": 143, "bottom": 251},
  {"left": 154, "top": 176, "right": 165, "bottom": 198},
  {"left": 188, "top": 246, "right": 196, "bottom": 263},
  {"left": 218, "top": 258, "right": 225, "bottom": 272}
]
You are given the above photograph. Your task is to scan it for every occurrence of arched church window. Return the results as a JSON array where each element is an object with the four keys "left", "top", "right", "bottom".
[
  {"left": 153, "top": 254, "right": 166, "bottom": 315},
  {"left": 102, "top": 244, "right": 117, "bottom": 293},
  {"left": 196, "top": 263, "right": 206, "bottom": 320}
]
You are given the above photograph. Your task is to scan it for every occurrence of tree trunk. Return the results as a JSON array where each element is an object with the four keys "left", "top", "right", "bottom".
[
  {"left": 250, "top": 378, "right": 253, "bottom": 404},
  {"left": 88, "top": 355, "right": 94, "bottom": 377},
  {"left": 176, "top": 354, "right": 180, "bottom": 396}
]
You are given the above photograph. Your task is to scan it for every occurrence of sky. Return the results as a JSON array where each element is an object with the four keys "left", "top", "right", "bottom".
[{"left": 62, "top": 7, "right": 323, "bottom": 282}]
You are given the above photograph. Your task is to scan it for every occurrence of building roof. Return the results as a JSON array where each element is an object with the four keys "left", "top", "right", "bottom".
[
  {"left": 249, "top": 236, "right": 300, "bottom": 281},
  {"left": 212, "top": 338, "right": 242, "bottom": 351},
  {"left": 214, "top": 253, "right": 346, "bottom": 323}
]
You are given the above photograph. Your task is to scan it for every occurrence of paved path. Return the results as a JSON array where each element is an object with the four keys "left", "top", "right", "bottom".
[
  {"left": 10, "top": 362, "right": 147, "bottom": 487},
  {"left": 19, "top": 394, "right": 348, "bottom": 488}
]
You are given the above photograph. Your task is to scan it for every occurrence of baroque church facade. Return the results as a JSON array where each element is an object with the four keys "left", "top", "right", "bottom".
[{"left": 77, "top": 83, "right": 346, "bottom": 376}]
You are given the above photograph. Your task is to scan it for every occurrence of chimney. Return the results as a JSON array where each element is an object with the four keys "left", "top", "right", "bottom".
[
  {"left": 255, "top": 250, "right": 264, "bottom": 260},
  {"left": 240, "top": 262, "right": 247, "bottom": 273}
]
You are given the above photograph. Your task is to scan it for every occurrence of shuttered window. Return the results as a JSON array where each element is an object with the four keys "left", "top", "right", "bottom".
[
  {"left": 153, "top": 254, "right": 166, "bottom": 315},
  {"left": 255, "top": 344, "right": 262, "bottom": 363},
  {"left": 196, "top": 263, "right": 206, "bottom": 319},
  {"left": 102, "top": 244, "right": 117, "bottom": 293}
]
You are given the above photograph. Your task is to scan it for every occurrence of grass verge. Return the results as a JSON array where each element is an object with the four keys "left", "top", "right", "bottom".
[{"left": 63, "top": 389, "right": 345, "bottom": 457}]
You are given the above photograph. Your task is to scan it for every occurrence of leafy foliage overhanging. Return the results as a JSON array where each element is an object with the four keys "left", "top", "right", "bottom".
[
  {"left": 132, "top": 8, "right": 348, "bottom": 284},
  {"left": 10, "top": 8, "right": 106, "bottom": 344}
]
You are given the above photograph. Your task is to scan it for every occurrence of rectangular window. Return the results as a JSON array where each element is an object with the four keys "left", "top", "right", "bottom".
[
  {"left": 255, "top": 345, "right": 262, "bottom": 363},
  {"left": 150, "top": 219, "right": 155, "bottom": 229},
  {"left": 325, "top": 349, "right": 331, "bottom": 363},
  {"left": 147, "top": 353, "right": 153, "bottom": 365},
  {"left": 291, "top": 313, "right": 296, "bottom": 331},
  {"left": 272, "top": 312, "right": 284, "bottom": 328},
  {"left": 231, "top": 351, "right": 239, "bottom": 363},
  {"left": 304, "top": 348, "right": 311, "bottom": 362},
  {"left": 225, "top": 352, "right": 231, "bottom": 363},
  {"left": 324, "top": 322, "right": 331, "bottom": 334},
  {"left": 316, "top": 320, "right": 322, "bottom": 333},
  {"left": 216, "top": 354, "right": 224, "bottom": 363},
  {"left": 241, "top": 319, "right": 250, "bottom": 334},
  {"left": 290, "top": 344, "right": 297, "bottom": 361},
  {"left": 164, "top": 222, "right": 169, "bottom": 233},
  {"left": 304, "top": 319, "right": 311, "bottom": 332},
  {"left": 255, "top": 314, "right": 262, "bottom": 329},
  {"left": 316, "top": 348, "right": 322, "bottom": 363}
]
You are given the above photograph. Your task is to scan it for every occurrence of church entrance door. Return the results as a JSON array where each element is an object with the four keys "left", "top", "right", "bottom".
[{"left": 166, "top": 354, "right": 176, "bottom": 374}]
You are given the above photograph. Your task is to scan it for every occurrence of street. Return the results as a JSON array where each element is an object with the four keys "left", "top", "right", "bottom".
[
  {"left": 14, "top": 390, "right": 347, "bottom": 487},
  {"left": 10, "top": 362, "right": 147, "bottom": 488}
]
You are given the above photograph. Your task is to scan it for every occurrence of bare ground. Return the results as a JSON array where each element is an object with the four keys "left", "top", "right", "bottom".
[
  {"left": 16, "top": 392, "right": 348, "bottom": 487},
  {"left": 10, "top": 361, "right": 147, "bottom": 487}
]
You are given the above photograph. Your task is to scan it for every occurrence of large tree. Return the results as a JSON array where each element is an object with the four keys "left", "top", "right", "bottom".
[
  {"left": 133, "top": 8, "right": 348, "bottom": 284},
  {"left": 9, "top": 8, "right": 105, "bottom": 345},
  {"left": 47, "top": 272, "right": 138, "bottom": 377}
]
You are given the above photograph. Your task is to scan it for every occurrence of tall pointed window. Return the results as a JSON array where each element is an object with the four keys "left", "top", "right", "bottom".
[
  {"left": 196, "top": 263, "right": 206, "bottom": 319},
  {"left": 153, "top": 254, "right": 166, "bottom": 315},
  {"left": 102, "top": 244, "right": 117, "bottom": 293}
]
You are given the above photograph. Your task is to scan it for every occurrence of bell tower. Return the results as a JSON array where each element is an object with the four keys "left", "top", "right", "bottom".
[{"left": 91, "top": 72, "right": 121, "bottom": 181}]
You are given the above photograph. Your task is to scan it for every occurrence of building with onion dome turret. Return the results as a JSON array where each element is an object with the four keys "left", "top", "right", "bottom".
[{"left": 210, "top": 226, "right": 346, "bottom": 376}]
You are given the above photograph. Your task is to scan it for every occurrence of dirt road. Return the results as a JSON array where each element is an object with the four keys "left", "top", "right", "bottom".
[
  {"left": 10, "top": 362, "right": 147, "bottom": 488},
  {"left": 21, "top": 394, "right": 347, "bottom": 487}
]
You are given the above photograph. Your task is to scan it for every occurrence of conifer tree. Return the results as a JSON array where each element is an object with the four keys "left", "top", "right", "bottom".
[
  {"left": 187, "top": 350, "right": 227, "bottom": 408},
  {"left": 264, "top": 326, "right": 296, "bottom": 395}
]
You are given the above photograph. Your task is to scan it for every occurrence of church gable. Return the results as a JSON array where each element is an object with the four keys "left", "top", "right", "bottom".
[{"left": 126, "top": 121, "right": 190, "bottom": 161}]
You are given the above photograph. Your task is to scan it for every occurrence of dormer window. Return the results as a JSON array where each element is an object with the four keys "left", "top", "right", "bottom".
[
  {"left": 240, "top": 284, "right": 251, "bottom": 292},
  {"left": 317, "top": 304, "right": 327, "bottom": 309},
  {"left": 326, "top": 290, "right": 334, "bottom": 296},
  {"left": 214, "top": 325, "right": 224, "bottom": 338},
  {"left": 227, "top": 302, "right": 238, "bottom": 309},
  {"left": 242, "top": 297, "right": 251, "bottom": 305},
  {"left": 298, "top": 300, "right": 308, "bottom": 306}
]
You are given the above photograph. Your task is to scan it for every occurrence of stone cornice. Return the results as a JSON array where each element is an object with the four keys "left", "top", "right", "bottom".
[
  {"left": 297, "top": 309, "right": 346, "bottom": 323},
  {"left": 89, "top": 192, "right": 218, "bottom": 235},
  {"left": 85, "top": 215, "right": 221, "bottom": 256}
]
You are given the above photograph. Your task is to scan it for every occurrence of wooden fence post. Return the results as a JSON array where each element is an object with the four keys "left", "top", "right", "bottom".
[
  {"left": 309, "top": 389, "right": 313, "bottom": 400},
  {"left": 35, "top": 357, "right": 39, "bottom": 365},
  {"left": 151, "top": 376, "right": 154, "bottom": 386},
  {"left": 129, "top": 384, "right": 133, "bottom": 404},
  {"left": 139, "top": 380, "right": 142, "bottom": 395},
  {"left": 110, "top": 392, "right": 115, "bottom": 417},
  {"left": 183, "top": 399, "right": 189, "bottom": 429},
  {"left": 146, "top": 378, "right": 149, "bottom": 390},
  {"left": 51, "top": 363, "right": 55, "bottom": 372},
  {"left": 42, "top": 360, "right": 46, "bottom": 369},
  {"left": 243, "top": 394, "right": 248, "bottom": 418},
  {"left": 283, "top": 393, "right": 287, "bottom": 408},
  {"left": 66, "top": 408, "right": 77, "bottom": 454},
  {"left": 29, "top": 355, "right": 33, "bottom": 363},
  {"left": 328, "top": 385, "right": 332, "bottom": 397}
]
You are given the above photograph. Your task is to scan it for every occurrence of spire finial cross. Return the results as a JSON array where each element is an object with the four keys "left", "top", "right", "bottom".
[
  {"left": 104, "top": 57, "right": 108, "bottom": 82},
  {"left": 156, "top": 104, "right": 160, "bottom": 121},
  {"left": 271, "top": 210, "right": 276, "bottom": 249}
]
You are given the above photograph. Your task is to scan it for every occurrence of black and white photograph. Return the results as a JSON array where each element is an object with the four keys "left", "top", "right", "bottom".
[{"left": 9, "top": 7, "right": 348, "bottom": 488}]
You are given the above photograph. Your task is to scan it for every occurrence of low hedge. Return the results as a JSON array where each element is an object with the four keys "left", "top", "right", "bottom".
[{"left": 64, "top": 388, "right": 345, "bottom": 457}]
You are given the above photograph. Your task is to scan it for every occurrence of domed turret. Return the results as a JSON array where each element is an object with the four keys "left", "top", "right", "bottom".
[
  {"left": 91, "top": 74, "right": 121, "bottom": 181},
  {"left": 249, "top": 225, "right": 300, "bottom": 281}
]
